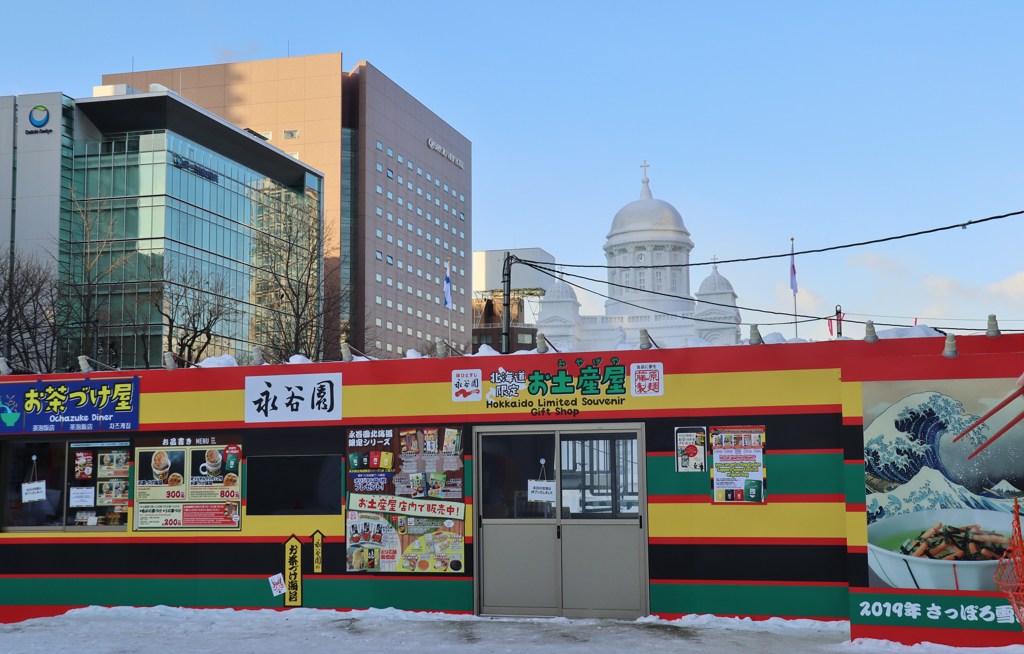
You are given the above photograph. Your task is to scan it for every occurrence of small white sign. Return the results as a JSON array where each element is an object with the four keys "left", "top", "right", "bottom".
[
  {"left": 452, "top": 369, "right": 483, "bottom": 402},
  {"left": 69, "top": 486, "right": 96, "bottom": 508},
  {"left": 245, "top": 373, "right": 342, "bottom": 423},
  {"left": 527, "top": 480, "right": 556, "bottom": 503},
  {"left": 21, "top": 480, "right": 46, "bottom": 503},
  {"left": 268, "top": 573, "right": 286, "bottom": 597},
  {"left": 631, "top": 362, "right": 664, "bottom": 397}
]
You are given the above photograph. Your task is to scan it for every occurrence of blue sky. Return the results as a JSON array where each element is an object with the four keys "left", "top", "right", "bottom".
[{"left": 5, "top": 1, "right": 1022, "bottom": 341}]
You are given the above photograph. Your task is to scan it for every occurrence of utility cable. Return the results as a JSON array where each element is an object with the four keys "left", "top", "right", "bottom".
[{"left": 517, "top": 208, "right": 1023, "bottom": 270}]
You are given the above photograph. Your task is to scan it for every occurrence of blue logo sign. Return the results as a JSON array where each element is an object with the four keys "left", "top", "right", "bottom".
[
  {"left": 28, "top": 105, "right": 49, "bottom": 128},
  {"left": 0, "top": 377, "right": 139, "bottom": 434}
]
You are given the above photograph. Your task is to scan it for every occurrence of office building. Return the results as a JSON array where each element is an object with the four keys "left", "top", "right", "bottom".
[
  {"left": 103, "top": 54, "right": 472, "bottom": 358},
  {"left": 0, "top": 88, "right": 323, "bottom": 371}
]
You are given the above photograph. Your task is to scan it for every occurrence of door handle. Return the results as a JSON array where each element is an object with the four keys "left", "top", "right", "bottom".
[{"left": 557, "top": 525, "right": 561, "bottom": 539}]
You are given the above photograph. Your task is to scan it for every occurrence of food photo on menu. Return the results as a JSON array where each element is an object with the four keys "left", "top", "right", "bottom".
[{"left": 137, "top": 449, "right": 185, "bottom": 486}]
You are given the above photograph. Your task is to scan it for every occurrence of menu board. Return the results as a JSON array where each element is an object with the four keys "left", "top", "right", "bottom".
[
  {"left": 710, "top": 425, "right": 766, "bottom": 504},
  {"left": 345, "top": 425, "right": 466, "bottom": 573},
  {"left": 134, "top": 434, "right": 242, "bottom": 531}
]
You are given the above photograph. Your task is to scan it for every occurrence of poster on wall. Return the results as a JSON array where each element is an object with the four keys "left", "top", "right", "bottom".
[
  {"left": 345, "top": 425, "right": 466, "bottom": 573},
  {"left": 134, "top": 435, "right": 242, "bottom": 531},
  {"left": 863, "top": 378, "right": 1022, "bottom": 593},
  {"left": 675, "top": 427, "right": 707, "bottom": 473},
  {"left": 710, "top": 425, "right": 765, "bottom": 504}
]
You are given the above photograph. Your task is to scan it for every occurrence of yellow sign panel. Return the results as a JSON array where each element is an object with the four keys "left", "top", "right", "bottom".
[
  {"left": 312, "top": 530, "right": 323, "bottom": 574},
  {"left": 284, "top": 535, "right": 302, "bottom": 607}
]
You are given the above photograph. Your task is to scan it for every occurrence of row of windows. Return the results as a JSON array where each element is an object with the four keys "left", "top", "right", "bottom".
[
  {"left": 374, "top": 139, "right": 466, "bottom": 205},
  {"left": 374, "top": 183, "right": 466, "bottom": 223},
  {"left": 374, "top": 206, "right": 466, "bottom": 242},
  {"left": 372, "top": 285, "right": 467, "bottom": 312},
  {"left": 373, "top": 340, "right": 467, "bottom": 356},
  {"left": 376, "top": 162, "right": 466, "bottom": 204}
]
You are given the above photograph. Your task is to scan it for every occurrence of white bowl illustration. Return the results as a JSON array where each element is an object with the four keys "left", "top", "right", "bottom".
[{"left": 867, "top": 508, "right": 1012, "bottom": 591}]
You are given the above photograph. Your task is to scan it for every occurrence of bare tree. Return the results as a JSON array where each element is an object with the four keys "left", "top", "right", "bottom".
[
  {"left": 156, "top": 266, "right": 240, "bottom": 366},
  {"left": 251, "top": 190, "right": 326, "bottom": 362},
  {"left": 0, "top": 248, "right": 66, "bottom": 373},
  {"left": 58, "top": 192, "right": 134, "bottom": 365}
]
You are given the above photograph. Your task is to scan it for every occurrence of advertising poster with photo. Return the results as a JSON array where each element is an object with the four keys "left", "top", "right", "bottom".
[
  {"left": 66, "top": 441, "right": 131, "bottom": 525},
  {"left": 134, "top": 435, "right": 242, "bottom": 531},
  {"left": 675, "top": 427, "right": 707, "bottom": 473},
  {"left": 710, "top": 425, "right": 766, "bottom": 504},
  {"left": 862, "top": 378, "right": 1023, "bottom": 592},
  {"left": 346, "top": 425, "right": 465, "bottom": 574}
]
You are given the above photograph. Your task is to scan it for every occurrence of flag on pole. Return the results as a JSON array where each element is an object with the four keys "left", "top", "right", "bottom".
[
  {"left": 789, "top": 242, "right": 798, "bottom": 295},
  {"left": 443, "top": 259, "right": 453, "bottom": 310}
]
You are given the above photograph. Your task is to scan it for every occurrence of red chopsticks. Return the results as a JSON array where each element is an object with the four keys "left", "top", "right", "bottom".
[{"left": 954, "top": 374, "right": 1024, "bottom": 460}]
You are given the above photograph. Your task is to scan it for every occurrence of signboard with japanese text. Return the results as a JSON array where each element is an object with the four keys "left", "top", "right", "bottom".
[
  {"left": 133, "top": 434, "right": 242, "bottom": 531},
  {"left": 467, "top": 356, "right": 665, "bottom": 419},
  {"left": 346, "top": 424, "right": 466, "bottom": 574},
  {"left": 710, "top": 425, "right": 765, "bottom": 503},
  {"left": 245, "top": 373, "right": 341, "bottom": 423},
  {"left": 0, "top": 377, "right": 139, "bottom": 434}
]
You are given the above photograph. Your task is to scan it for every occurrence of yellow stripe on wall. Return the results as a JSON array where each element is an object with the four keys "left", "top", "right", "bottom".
[
  {"left": 140, "top": 369, "right": 843, "bottom": 426},
  {"left": 648, "top": 502, "right": 847, "bottom": 540},
  {"left": 143, "top": 390, "right": 244, "bottom": 424},
  {"left": 845, "top": 510, "right": 868, "bottom": 548}
]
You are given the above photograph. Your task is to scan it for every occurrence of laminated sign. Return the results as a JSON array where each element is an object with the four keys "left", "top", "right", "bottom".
[{"left": 527, "top": 480, "right": 556, "bottom": 502}]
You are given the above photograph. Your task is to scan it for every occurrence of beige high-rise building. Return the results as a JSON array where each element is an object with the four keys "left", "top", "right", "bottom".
[{"left": 103, "top": 53, "right": 472, "bottom": 359}]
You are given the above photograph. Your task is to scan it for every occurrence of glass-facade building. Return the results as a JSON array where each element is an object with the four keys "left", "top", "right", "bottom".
[{"left": 2, "top": 90, "right": 323, "bottom": 371}]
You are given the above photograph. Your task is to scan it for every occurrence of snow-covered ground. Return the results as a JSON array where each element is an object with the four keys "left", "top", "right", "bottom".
[{"left": 2, "top": 606, "right": 1023, "bottom": 654}]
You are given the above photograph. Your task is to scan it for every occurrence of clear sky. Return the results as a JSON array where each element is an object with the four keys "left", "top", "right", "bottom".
[{"left": 4, "top": 0, "right": 1022, "bottom": 342}]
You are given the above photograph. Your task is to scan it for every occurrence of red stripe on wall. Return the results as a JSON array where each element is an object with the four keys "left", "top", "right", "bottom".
[
  {"left": 780, "top": 449, "right": 843, "bottom": 455},
  {"left": 846, "top": 503, "right": 866, "bottom": 512},
  {"left": 847, "top": 546, "right": 867, "bottom": 554},
  {"left": 319, "top": 574, "right": 472, "bottom": 581},
  {"left": 651, "top": 579, "right": 847, "bottom": 587},
  {"left": 850, "top": 586, "right": 1006, "bottom": 598},
  {"left": 0, "top": 536, "right": 309, "bottom": 545},
  {"left": 842, "top": 416, "right": 863, "bottom": 426},
  {"left": 770, "top": 494, "right": 845, "bottom": 503},
  {"left": 652, "top": 611, "right": 847, "bottom": 622},
  {"left": 647, "top": 494, "right": 843, "bottom": 504},
  {"left": 851, "top": 624, "right": 1024, "bottom": 647},
  {"left": 650, "top": 537, "right": 847, "bottom": 546},
  {"left": 0, "top": 605, "right": 79, "bottom": 624}
]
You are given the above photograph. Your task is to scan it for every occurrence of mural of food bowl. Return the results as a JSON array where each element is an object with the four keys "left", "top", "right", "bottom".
[{"left": 867, "top": 508, "right": 1012, "bottom": 591}]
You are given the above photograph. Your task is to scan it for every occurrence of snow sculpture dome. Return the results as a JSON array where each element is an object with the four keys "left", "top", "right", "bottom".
[
  {"left": 606, "top": 176, "right": 689, "bottom": 239},
  {"left": 545, "top": 278, "right": 578, "bottom": 302},
  {"left": 698, "top": 264, "right": 735, "bottom": 294}
]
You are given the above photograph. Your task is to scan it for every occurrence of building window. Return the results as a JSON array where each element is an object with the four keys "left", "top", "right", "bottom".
[
  {"left": 376, "top": 163, "right": 383, "bottom": 172},
  {"left": 387, "top": 169, "right": 394, "bottom": 179},
  {"left": 283, "top": 130, "right": 300, "bottom": 139},
  {"left": 375, "top": 251, "right": 383, "bottom": 261},
  {"left": 387, "top": 147, "right": 393, "bottom": 157},
  {"left": 376, "top": 140, "right": 383, "bottom": 151},
  {"left": 397, "top": 154, "right": 404, "bottom": 164}
]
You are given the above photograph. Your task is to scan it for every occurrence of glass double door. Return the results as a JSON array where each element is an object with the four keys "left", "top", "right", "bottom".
[{"left": 476, "top": 424, "right": 647, "bottom": 618}]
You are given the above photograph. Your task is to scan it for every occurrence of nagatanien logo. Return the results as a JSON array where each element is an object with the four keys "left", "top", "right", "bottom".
[{"left": 28, "top": 105, "right": 49, "bottom": 128}]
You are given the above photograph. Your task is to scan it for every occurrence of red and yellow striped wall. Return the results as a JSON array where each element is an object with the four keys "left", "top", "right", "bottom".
[{"left": 1, "top": 334, "right": 1022, "bottom": 647}]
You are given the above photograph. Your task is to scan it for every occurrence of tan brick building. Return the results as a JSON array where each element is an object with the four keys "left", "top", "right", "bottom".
[{"left": 104, "top": 54, "right": 472, "bottom": 358}]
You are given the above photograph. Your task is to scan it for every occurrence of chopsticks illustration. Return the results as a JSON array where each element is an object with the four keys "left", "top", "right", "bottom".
[{"left": 953, "top": 374, "right": 1024, "bottom": 460}]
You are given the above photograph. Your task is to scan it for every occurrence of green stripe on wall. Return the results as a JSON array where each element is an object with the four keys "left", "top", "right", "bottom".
[
  {"left": 646, "top": 453, "right": 844, "bottom": 496},
  {"left": 651, "top": 582, "right": 848, "bottom": 619},
  {"left": 843, "top": 462, "right": 866, "bottom": 504},
  {"left": 304, "top": 577, "right": 472, "bottom": 611},
  {"left": 0, "top": 576, "right": 473, "bottom": 612}
]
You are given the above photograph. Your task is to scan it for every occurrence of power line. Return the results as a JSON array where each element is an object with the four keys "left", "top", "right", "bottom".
[
  {"left": 517, "top": 258, "right": 1023, "bottom": 334},
  {"left": 519, "top": 259, "right": 821, "bottom": 327},
  {"left": 518, "top": 208, "right": 1024, "bottom": 270}
]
